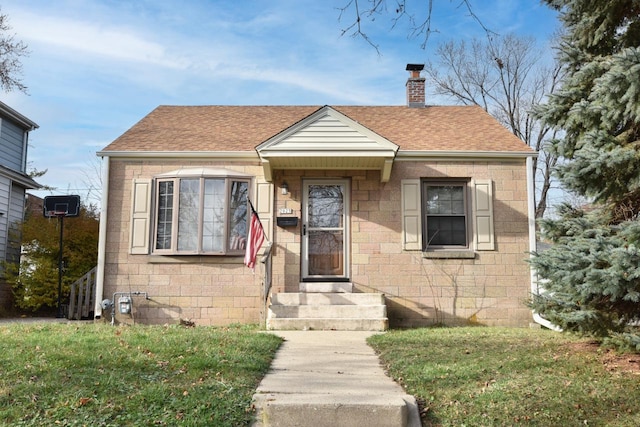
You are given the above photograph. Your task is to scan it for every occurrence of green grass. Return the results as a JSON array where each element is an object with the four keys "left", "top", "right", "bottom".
[
  {"left": 368, "top": 327, "right": 640, "bottom": 427},
  {"left": 0, "top": 323, "right": 282, "bottom": 426},
  {"left": 5, "top": 323, "right": 639, "bottom": 426}
]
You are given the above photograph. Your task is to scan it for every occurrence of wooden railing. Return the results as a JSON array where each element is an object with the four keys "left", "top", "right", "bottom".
[{"left": 67, "top": 267, "right": 97, "bottom": 320}]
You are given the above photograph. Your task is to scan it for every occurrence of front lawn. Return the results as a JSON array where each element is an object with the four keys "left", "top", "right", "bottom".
[
  {"left": 368, "top": 327, "right": 640, "bottom": 426},
  {"left": 6, "top": 322, "right": 638, "bottom": 426},
  {"left": 0, "top": 322, "right": 282, "bottom": 426}
]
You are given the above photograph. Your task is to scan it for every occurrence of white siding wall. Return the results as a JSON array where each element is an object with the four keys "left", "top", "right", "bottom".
[
  {"left": 0, "top": 120, "right": 27, "bottom": 173},
  {"left": 0, "top": 176, "right": 11, "bottom": 262},
  {"left": 7, "top": 184, "right": 25, "bottom": 263}
]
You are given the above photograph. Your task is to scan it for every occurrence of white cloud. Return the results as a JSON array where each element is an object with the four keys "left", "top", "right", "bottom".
[
  {"left": 6, "top": 0, "right": 407, "bottom": 105},
  {"left": 10, "top": 9, "right": 187, "bottom": 69}
]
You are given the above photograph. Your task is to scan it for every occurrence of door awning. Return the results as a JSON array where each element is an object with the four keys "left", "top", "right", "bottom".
[{"left": 256, "top": 106, "right": 399, "bottom": 182}]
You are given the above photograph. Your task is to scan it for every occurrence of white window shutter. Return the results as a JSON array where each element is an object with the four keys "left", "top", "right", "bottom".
[
  {"left": 401, "top": 179, "right": 422, "bottom": 250},
  {"left": 472, "top": 179, "right": 495, "bottom": 251},
  {"left": 255, "top": 181, "right": 273, "bottom": 242},
  {"left": 130, "top": 179, "right": 152, "bottom": 254}
]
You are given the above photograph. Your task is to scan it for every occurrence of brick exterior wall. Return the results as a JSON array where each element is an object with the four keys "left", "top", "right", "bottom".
[
  {"left": 406, "top": 76, "right": 426, "bottom": 107},
  {"left": 104, "top": 157, "right": 532, "bottom": 327}
]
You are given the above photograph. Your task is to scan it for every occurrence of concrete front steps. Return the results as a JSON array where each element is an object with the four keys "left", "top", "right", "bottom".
[{"left": 266, "top": 283, "right": 388, "bottom": 331}]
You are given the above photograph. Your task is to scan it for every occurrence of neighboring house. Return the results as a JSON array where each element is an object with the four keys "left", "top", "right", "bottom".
[
  {"left": 0, "top": 101, "right": 41, "bottom": 310},
  {"left": 25, "top": 193, "right": 44, "bottom": 217},
  {"left": 95, "top": 65, "right": 539, "bottom": 329}
]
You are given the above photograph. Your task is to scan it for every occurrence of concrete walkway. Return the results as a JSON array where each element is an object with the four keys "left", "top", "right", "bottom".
[{"left": 252, "top": 331, "right": 421, "bottom": 427}]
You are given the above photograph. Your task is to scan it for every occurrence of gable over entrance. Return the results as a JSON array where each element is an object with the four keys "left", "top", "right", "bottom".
[{"left": 256, "top": 106, "right": 399, "bottom": 182}]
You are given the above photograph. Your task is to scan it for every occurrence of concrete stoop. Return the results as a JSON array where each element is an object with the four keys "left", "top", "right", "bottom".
[{"left": 267, "top": 285, "right": 389, "bottom": 331}]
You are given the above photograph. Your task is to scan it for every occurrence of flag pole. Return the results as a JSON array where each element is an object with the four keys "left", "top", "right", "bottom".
[{"left": 244, "top": 199, "right": 267, "bottom": 270}]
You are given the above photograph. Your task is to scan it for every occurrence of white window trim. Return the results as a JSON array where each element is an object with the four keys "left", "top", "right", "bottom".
[
  {"left": 422, "top": 180, "right": 470, "bottom": 250},
  {"left": 129, "top": 168, "right": 260, "bottom": 256},
  {"left": 152, "top": 175, "right": 251, "bottom": 255}
]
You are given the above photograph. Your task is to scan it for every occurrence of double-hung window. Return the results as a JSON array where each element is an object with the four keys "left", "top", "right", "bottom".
[
  {"left": 423, "top": 182, "right": 468, "bottom": 248},
  {"left": 401, "top": 178, "right": 494, "bottom": 252},
  {"left": 153, "top": 171, "right": 250, "bottom": 255}
]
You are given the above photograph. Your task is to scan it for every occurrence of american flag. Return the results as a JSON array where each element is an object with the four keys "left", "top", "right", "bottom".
[{"left": 244, "top": 200, "right": 265, "bottom": 270}]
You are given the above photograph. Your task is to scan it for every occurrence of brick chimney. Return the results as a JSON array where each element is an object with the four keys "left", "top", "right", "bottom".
[{"left": 406, "top": 64, "right": 425, "bottom": 108}]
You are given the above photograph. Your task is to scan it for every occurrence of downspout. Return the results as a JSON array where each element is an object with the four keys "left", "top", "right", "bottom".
[
  {"left": 94, "top": 155, "right": 109, "bottom": 319},
  {"left": 21, "top": 132, "right": 29, "bottom": 173},
  {"left": 526, "top": 156, "right": 560, "bottom": 330},
  {"left": 4, "top": 181, "right": 12, "bottom": 261}
]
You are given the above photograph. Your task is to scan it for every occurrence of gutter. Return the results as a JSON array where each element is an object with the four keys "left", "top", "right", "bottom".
[
  {"left": 0, "top": 100, "right": 39, "bottom": 130},
  {"left": 395, "top": 150, "right": 536, "bottom": 161},
  {"left": 96, "top": 150, "right": 258, "bottom": 160},
  {"left": 94, "top": 156, "right": 109, "bottom": 320},
  {"left": 526, "top": 156, "right": 560, "bottom": 331},
  {"left": 0, "top": 164, "right": 42, "bottom": 189}
]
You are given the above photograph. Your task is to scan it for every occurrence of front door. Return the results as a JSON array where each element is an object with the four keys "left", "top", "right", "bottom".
[{"left": 301, "top": 179, "right": 350, "bottom": 281}]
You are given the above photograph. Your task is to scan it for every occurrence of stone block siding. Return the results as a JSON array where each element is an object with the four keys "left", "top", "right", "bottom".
[
  {"left": 103, "top": 159, "right": 267, "bottom": 326},
  {"left": 272, "top": 160, "right": 532, "bottom": 327},
  {"left": 105, "top": 158, "right": 532, "bottom": 327}
]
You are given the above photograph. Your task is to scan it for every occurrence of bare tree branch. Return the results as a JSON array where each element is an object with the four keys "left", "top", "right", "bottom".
[
  {"left": 425, "top": 34, "right": 565, "bottom": 219},
  {"left": 337, "top": 0, "right": 497, "bottom": 50},
  {"left": 0, "top": 8, "right": 29, "bottom": 93},
  {"left": 79, "top": 155, "right": 104, "bottom": 207},
  {"left": 337, "top": 0, "right": 383, "bottom": 54}
]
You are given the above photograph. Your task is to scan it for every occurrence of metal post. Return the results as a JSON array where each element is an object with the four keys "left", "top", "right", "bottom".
[{"left": 56, "top": 214, "right": 64, "bottom": 318}]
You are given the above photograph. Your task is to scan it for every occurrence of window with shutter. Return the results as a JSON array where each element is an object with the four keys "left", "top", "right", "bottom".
[
  {"left": 400, "top": 178, "right": 495, "bottom": 252},
  {"left": 128, "top": 169, "right": 259, "bottom": 256}
]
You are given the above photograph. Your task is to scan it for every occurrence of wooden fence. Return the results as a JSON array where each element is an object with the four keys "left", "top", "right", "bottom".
[{"left": 67, "top": 266, "right": 97, "bottom": 320}]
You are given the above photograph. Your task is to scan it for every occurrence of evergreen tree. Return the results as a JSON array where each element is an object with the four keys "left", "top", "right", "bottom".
[{"left": 531, "top": 0, "right": 640, "bottom": 348}]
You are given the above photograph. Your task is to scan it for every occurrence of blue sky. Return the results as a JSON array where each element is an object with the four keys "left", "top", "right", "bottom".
[{"left": 1, "top": 0, "right": 559, "bottom": 205}]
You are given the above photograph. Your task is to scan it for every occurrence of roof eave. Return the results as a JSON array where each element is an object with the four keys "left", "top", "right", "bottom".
[
  {"left": 0, "top": 164, "right": 42, "bottom": 189},
  {"left": 96, "top": 151, "right": 259, "bottom": 160},
  {"left": 395, "top": 150, "right": 537, "bottom": 160},
  {"left": 259, "top": 152, "right": 397, "bottom": 183},
  {"left": 0, "top": 100, "right": 38, "bottom": 130}
]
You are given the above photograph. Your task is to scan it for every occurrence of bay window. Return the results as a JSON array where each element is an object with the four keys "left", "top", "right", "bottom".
[{"left": 153, "top": 174, "right": 249, "bottom": 255}]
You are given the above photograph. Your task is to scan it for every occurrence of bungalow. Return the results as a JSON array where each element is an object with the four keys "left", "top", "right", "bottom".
[{"left": 95, "top": 65, "right": 538, "bottom": 329}]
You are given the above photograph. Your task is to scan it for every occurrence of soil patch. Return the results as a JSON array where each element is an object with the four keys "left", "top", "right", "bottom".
[{"left": 564, "top": 341, "right": 640, "bottom": 374}]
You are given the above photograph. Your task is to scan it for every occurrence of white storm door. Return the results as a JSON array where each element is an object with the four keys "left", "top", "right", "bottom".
[{"left": 302, "top": 179, "right": 350, "bottom": 281}]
